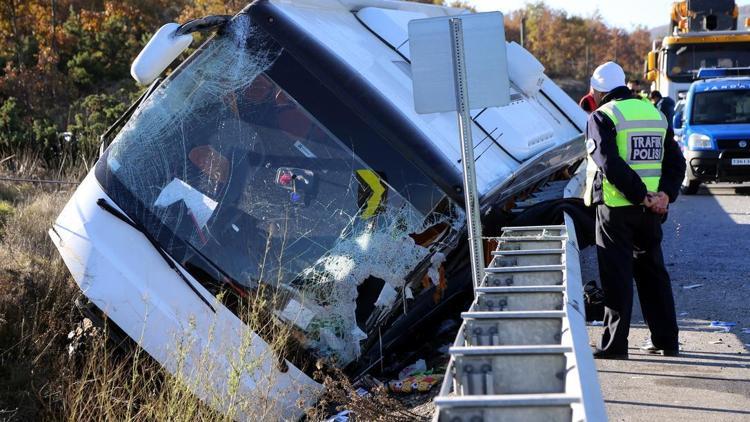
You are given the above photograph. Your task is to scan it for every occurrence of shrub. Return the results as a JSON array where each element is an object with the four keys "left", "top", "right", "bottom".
[
  {"left": 0, "top": 200, "right": 13, "bottom": 234},
  {"left": 0, "top": 97, "right": 28, "bottom": 154}
]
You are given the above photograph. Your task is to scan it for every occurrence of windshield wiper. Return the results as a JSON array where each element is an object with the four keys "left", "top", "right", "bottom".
[{"left": 96, "top": 198, "right": 216, "bottom": 313}]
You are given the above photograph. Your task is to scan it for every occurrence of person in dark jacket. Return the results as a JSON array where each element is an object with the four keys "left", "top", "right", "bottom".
[
  {"left": 583, "top": 62, "right": 686, "bottom": 359},
  {"left": 649, "top": 90, "right": 676, "bottom": 130}
]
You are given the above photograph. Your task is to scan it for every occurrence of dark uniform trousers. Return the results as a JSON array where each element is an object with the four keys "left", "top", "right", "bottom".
[{"left": 596, "top": 204, "right": 679, "bottom": 353}]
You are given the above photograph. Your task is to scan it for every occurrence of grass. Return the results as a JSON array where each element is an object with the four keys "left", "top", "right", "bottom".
[{"left": 0, "top": 189, "right": 81, "bottom": 420}]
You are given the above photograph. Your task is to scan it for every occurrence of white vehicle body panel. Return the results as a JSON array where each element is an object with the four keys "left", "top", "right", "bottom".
[
  {"left": 50, "top": 172, "right": 321, "bottom": 420},
  {"left": 275, "top": 0, "right": 585, "bottom": 193}
]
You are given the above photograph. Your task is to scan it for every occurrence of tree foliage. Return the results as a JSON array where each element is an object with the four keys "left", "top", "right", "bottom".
[
  {"left": 503, "top": 2, "right": 651, "bottom": 82},
  {"left": 0, "top": 0, "right": 652, "bottom": 168},
  {"left": 0, "top": 0, "right": 185, "bottom": 164}
]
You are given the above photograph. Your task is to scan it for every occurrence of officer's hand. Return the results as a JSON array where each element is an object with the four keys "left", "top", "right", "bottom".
[
  {"left": 650, "top": 192, "right": 670, "bottom": 215},
  {"left": 642, "top": 192, "right": 657, "bottom": 208}
]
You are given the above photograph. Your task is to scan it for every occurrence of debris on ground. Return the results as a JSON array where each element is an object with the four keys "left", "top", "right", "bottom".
[
  {"left": 311, "top": 367, "right": 427, "bottom": 422},
  {"left": 741, "top": 328, "right": 750, "bottom": 334},
  {"left": 388, "top": 373, "right": 443, "bottom": 394},
  {"left": 386, "top": 358, "right": 443, "bottom": 394},
  {"left": 589, "top": 320, "right": 604, "bottom": 326},
  {"left": 398, "top": 359, "right": 427, "bottom": 380},
  {"left": 66, "top": 318, "right": 98, "bottom": 358},
  {"left": 678, "top": 312, "right": 689, "bottom": 316},
  {"left": 682, "top": 283, "right": 703, "bottom": 290},
  {"left": 710, "top": 321, "right": 737, "bottom": 332},
  {"left": 355, "top": 387, "right": 370, "bottom": 397},
  {"left": 710, "top": 339, "right": 724, "bottom": 345},
  {"left": 324, "top": 410, "right": 351, "bottom": 422}
]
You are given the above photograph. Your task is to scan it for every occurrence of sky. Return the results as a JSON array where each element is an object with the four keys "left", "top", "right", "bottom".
[{"left": 469, "top": 0, "right": 750, "bottom": 31}]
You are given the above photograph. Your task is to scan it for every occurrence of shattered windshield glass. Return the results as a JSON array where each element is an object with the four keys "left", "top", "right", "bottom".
[{"left": 96, "top": 14, "right": 464, "bottom": 364}]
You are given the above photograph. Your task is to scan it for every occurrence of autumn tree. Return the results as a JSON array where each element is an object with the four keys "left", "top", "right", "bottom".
[
  {"left": 504, "top": 2, "right": 651, "bottom": 82},
  {"left": 0, "top": 0, "right": 185, "bottom": 162}
]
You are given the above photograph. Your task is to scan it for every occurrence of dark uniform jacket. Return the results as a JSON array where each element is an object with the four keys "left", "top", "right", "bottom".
[
  {"left": 656, "top": 96, "right": 676, "bottom": 130},
  {"left": 587, "top": 86, "right": 686, "bottom": 205}
]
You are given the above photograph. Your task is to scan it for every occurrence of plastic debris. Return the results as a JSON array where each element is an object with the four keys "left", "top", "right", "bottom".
[
  {"left": 682, "top": 284, "right": 703, "bottom": 290},
  {"left": 398, "top": 358, "right": 427, "bottom": 380},
  {"left": 388, "top": 373, "right": 443, "bottom": 394},
  {"left": 741, "top": 328, "right": 750, "bottom": 334},
  {"left": 710, "top": 339, "right": 724, "bottom": 345},
  {"left": 710, "top": 321, "right": 737, "bottom": 332},
  {"left": 590, "top": 320, "right": 604, "bottom": 326},
  {"left": 324, "top": 410, "right": 351, "bottom": 422},
  {"left": 355, "top": 387, "right": 370, "bottom": 397},
  {"left": 678, "top": 312, "right": 689, "bottom": 317}
]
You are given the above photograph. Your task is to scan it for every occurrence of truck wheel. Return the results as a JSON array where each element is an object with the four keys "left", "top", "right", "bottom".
[{"left": 681, "top": 179, "right": 700, "bottom": 195}]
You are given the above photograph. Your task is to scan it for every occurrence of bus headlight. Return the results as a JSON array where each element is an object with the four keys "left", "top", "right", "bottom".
[{"left": 687, "top": 133, "right": 712, "bottom": 150}]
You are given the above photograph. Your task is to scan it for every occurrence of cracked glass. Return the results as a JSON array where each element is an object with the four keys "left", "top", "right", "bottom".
[{"left": 96, "top": 14, "right": 464, "bottom": 364}]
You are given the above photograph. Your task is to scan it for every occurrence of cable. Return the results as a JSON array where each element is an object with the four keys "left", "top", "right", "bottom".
[{"left": 0, "top": 176, "right": 79, "bottom": 185}]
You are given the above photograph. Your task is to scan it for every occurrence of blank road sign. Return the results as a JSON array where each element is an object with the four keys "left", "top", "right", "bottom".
[{"left": 408, "top": 12, "right": 510, "bottom": 115}]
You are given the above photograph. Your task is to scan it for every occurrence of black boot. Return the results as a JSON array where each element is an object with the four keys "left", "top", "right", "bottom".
[{"left": 592, "top": 348, "right": 629, "bottom": 360}]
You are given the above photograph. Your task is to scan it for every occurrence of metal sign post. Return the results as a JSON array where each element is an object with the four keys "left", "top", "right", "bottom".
[
  {"left": 409, "top": 12, "right": 509, "bottom": 290},
  {"left": 449, "top": 18, "right": 484, "bottom": 289}
]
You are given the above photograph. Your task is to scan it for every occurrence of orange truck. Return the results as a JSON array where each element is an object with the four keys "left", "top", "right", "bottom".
[{"left": 645, "top": 0, "right": 750, "bottom": 100}]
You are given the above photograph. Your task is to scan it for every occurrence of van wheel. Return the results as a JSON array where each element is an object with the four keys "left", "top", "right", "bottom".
[{"left": 681, "top": 179, "right": 700, "bottom": 195}]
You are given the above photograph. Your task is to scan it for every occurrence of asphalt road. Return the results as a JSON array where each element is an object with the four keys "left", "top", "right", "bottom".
[{"left": 583, "top": 183, "right": 750, "bottom": 421}]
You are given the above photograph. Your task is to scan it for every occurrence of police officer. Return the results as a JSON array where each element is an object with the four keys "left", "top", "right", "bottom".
[
  {"left": 626, "top": 79, "right": 649, "bottom": 101},
  {"left": 584, "top": 62, "right": 686, "bottom": 359}
]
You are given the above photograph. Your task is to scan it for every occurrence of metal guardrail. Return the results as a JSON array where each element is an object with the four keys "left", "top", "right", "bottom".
[{"left": 433, "top": 218, "right": 607, "bottom": 421}]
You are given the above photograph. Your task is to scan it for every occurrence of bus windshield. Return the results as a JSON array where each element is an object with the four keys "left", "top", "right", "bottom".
[
  {"left": 666, "top": 43, "right": 750, "bottom": 83},
  {"left": 691, "top": 89, "right": 750, "bottom": 125},
  {"left": 96, "top": 14, "right": 464, "bottom": 364}
]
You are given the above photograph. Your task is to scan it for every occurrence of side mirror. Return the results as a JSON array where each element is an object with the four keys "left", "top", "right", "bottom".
[
  {"left": 131, "top": 23, "right": 193, "bottom": 85},
  {"left": 673, "top": 111, "right": 683, "bottom": 129},
  {"left": 130, "top": 16, "right": 233, "bottom": 85}
]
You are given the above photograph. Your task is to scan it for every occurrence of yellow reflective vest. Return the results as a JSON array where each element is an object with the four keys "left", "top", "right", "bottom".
[{"left": 584, "top": 99, "right": 668, "bottom": 207}]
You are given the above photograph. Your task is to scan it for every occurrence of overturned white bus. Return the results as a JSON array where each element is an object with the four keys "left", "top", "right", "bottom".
[{"left": 49, "top": 0, "right": 587, "bottom": 418}]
